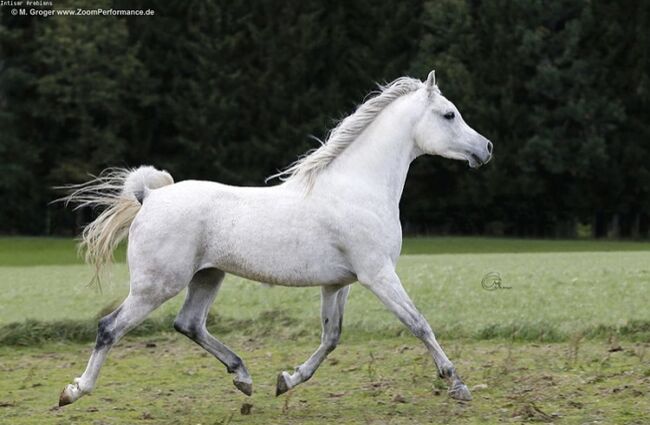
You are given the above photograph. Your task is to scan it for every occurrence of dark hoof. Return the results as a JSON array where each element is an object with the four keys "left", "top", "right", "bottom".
[
  {"left": 233, "top": 379, "right": 253, "bottom": 396},
  {"left": 448, "top": 383, "right": 472, "bottom": 401},
  {"left": 58, "top": 387, "right": 73, "bottom": 406},
  {"left": 275, "top": 372, "right": 290, "bottom": 396}
]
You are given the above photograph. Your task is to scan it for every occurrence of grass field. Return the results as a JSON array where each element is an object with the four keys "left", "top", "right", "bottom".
[
  {"left": 0, "top": 237, "right": 649, "bottom": 424},
  {"left": 2, "top": 236, "right": 650, "bottom": 266}
]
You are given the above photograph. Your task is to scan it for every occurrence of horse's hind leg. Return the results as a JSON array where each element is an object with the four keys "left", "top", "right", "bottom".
[
  {"left": 59, "top": 275, "right": 187, "bottom": 406},
  {"left": 173, "top": 268, "right": 253, "bottom": 396},
  {"left": 276, "top": 285, "right": 350, "bottom": 395}
]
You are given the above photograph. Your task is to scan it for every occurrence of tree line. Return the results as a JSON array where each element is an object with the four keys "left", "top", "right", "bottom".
[{"left": 1, "top": 0, "right": 648, "bottom": 237}]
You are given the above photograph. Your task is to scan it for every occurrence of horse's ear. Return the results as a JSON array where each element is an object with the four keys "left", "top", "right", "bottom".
[{"left": 426, "top": 70, "right": 436, "bottom": 89}]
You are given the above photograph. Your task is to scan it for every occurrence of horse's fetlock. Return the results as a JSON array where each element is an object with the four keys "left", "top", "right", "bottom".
[
  {"left": 438, "top": 365, "right": 456, "bottom": 380},
  {"left": 294, "top": 365, "right": 313, "bottom": 382},
  {"left": 76, "top": 379, "right": 94, "bottom": 394},
  {"left": 226, "top": 356, "right": 244, "bottom": 374}
]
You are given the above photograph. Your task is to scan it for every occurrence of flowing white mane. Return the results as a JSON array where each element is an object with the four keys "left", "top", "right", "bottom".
[{"left": 269, "top": 76, "right": 425, "bottom": 187}]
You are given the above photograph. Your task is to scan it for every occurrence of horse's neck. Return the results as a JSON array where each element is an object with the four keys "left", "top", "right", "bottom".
[{"left": 318, "top": 95, "right": 422, "bottom": 208}]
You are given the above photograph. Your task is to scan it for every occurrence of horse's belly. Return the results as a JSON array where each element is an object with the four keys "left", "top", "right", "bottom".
[
  {"left": 212, "top": 243, "right": 355, "bottom": 287},
  {"left": 205, "top": 217, "right": 356, "bottom": 287},
  {"left": 222, "top": 263, "right": 355, "bottom": 287}
]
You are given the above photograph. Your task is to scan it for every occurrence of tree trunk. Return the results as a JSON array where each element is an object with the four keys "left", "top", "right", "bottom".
[
  {"left": 639, "top": 213, "right": 649, "bottom": 238},
  {"left": 593, "top": 211, "right": 608, "bottom": 238}
]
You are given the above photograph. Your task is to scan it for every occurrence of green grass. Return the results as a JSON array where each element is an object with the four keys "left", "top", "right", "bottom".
[
  {"left": 2, "top": 236, "right": 649, "bottom": 266},
  {"left": 0, "top": 334, "right": 648, "bottom": 424},
  {"left": 0, "top": 237, "right": 649, "bottom": 423},
  {"left": 1, "top": 249, "right": 649, "bottom": 343},
  {"left": 0, "top": 237, "right": 126, "bottom": 266}
]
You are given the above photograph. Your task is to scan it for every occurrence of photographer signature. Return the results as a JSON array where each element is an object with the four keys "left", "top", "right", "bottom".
[{"left": 481, "top": 272, "right": 511, "bottom": 290}]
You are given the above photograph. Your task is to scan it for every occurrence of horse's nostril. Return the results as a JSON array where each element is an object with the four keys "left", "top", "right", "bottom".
[{"left": 486, "top": 141, "right": 493, "bottom": 154}]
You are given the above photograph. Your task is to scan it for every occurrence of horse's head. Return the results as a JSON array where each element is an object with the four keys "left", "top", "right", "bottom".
[{"left": 413, "top": 71, "right": 492, "bottom": 168}]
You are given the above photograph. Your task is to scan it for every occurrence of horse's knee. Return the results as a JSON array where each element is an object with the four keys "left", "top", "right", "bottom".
[
  {"left": 173, "top": 318, "right": 200, "bottom": 339},
  {"left": 408, "top": 315, "right": 433, "bottom": 340},
  {"left": 411, "top": 325, "right": 428, "bottom": 340}
]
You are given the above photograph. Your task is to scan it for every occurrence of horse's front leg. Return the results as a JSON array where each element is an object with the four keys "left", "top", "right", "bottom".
[
  {"left": 359, "top": 265, "right": 472, "bottom": 401},
  {"left": 276, "top": 285, "right": 350, "bottom": 395}
]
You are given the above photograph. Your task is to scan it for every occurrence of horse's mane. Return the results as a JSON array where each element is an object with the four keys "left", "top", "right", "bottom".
[{"left": 268, "top": 76, "right": 425, "bottom": 187}]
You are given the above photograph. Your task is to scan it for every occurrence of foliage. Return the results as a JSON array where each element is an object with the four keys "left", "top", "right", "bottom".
[{"left": 1, "top": 0, "right": 648, "bottom": 236}]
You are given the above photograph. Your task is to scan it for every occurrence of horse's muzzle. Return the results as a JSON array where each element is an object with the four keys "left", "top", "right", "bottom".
[{"left": 468, "top": 140, "right": 493, "bottom": 168}]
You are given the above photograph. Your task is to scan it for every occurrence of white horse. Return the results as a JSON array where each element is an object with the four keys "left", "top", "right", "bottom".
[{"left": 58, "top": 71, "right": 492, "bottom": 406}]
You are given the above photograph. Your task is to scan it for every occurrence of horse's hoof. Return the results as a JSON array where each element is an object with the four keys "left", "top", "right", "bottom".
[
  {"left": 275, "top": 372, "right": 291, "bottom": 396},
  {"left": 233, "top": 378, "right": 253, "bottom": 396},
  {"left": 59, "top": 384, "right": 81, "bottom": 406},
  {"left": 448, "top": 383, "right": 472, "bottom": 401}
]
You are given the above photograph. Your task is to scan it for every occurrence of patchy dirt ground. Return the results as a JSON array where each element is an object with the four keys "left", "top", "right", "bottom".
[{"left": 1, "top": 334, "right": 648, "bottom": 424}]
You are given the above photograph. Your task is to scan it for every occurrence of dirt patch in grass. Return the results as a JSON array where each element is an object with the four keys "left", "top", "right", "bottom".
[{"left": 0, "top": 335, "right": 648, "bottom": 424}]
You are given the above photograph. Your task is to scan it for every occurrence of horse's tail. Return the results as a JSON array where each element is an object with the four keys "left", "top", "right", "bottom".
[{"left": 59, "top": 166, "right": 174, "bottom": 285}]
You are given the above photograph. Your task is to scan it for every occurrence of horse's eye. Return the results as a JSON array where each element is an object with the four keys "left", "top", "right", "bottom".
[{"left": 443, "top": 111, "right": 455, "bottom": 120}]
